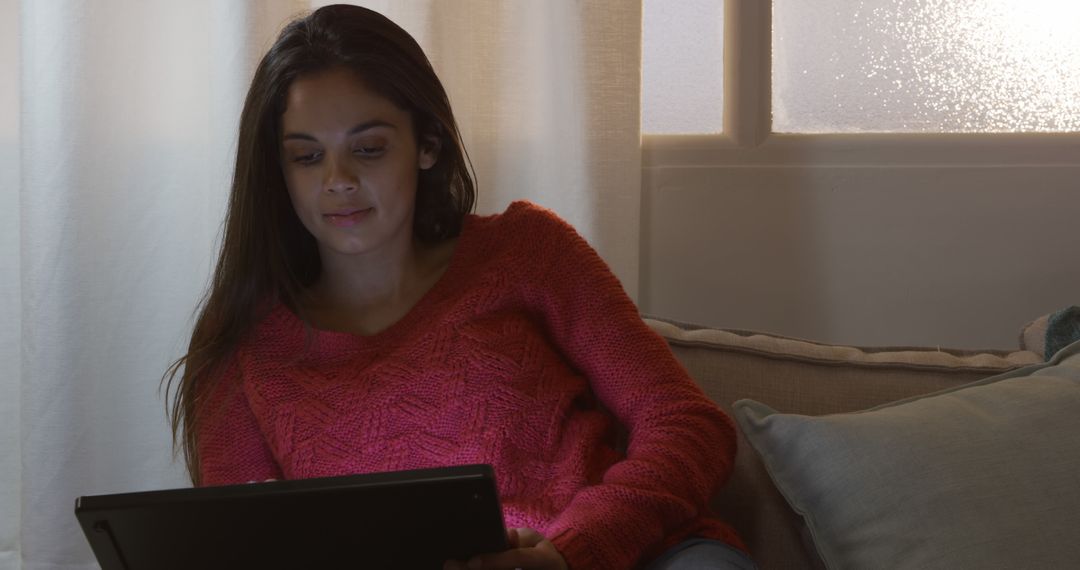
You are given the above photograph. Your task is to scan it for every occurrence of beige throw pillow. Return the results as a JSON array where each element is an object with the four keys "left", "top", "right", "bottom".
[{"left": 734, "top": 341, "right": 1080, "bottom": 570}]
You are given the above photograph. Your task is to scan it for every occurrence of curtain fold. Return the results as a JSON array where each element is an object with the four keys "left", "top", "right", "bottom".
[
  {"left": 3, "top": 2, "right": 640, "bottom": 568},
  {"left": 1, "top": 0, "right": 22, "bottom": 568}
]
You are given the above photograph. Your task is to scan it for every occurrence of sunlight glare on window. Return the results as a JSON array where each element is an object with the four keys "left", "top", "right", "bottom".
[{"left": 773, "top": 0, "right": 1080, "bottom": 133}]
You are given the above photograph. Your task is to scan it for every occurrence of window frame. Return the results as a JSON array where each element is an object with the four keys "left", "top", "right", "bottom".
[{"left": 642, "top": 0, "right": 1080, "bottom": 168}]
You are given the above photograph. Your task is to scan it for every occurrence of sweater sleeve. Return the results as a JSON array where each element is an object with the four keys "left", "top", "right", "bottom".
[
  {"left": 197, "top": 355, "right": 283, "bottom": 486},
  {"left": 516, "top": 205, "right": 738, "bottom": 570}
]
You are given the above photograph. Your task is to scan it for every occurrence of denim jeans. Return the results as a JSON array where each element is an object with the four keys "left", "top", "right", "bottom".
[{"left": 644, "top": 538, "right": 758, "bottom": 570}]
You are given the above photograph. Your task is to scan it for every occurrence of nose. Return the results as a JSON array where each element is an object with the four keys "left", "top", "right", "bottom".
[{"left": 323, "top": 154, "right": 357, "bottom": 193}]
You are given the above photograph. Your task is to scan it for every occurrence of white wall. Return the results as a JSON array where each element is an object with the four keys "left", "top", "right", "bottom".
[{"left": 640, "top": 163, "right": 1080, "bottom": 350}]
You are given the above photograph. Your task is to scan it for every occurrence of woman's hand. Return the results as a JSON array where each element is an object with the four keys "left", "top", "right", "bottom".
[{"left": 444, "top": 527, "right": 568, "bottom": 570}]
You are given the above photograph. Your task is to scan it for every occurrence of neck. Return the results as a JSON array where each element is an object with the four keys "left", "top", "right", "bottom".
[
  {"left": 299, "top": 224, "right": 458, "bottom": 336},
  {"left": 313, "top": 236, "right": 423, "bottom": 312}
]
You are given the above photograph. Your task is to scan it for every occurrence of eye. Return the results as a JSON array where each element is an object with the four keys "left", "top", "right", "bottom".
[
  {"left": 292, "top": 152, "right": 322, "bottom": 165},
  {"left": 353, "top": 145, "right": 386, "bottom": 157}
]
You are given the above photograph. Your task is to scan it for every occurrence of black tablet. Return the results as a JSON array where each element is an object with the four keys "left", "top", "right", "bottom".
[{"left": 75, "top": 464, "right": 508, "bottom": 570}]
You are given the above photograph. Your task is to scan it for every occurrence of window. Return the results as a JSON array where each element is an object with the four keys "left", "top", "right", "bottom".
[
  {"left": 643, "top": 0, "right": 1080, "bottom": 135},
  {"left": 641, "top": 0, "right": 724, "bottom": 134}
]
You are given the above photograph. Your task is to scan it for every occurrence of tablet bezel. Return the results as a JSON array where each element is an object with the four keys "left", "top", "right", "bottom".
[{"left": 75, "top": 464, "right": 508, "bottom": 570}]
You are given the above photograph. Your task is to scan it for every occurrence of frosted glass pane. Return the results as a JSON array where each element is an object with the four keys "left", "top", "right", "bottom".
[
  {"left": 774, "top": 0, "right": 1080, "bottom": 133},
  {"left": 642, "top": 0, "right": 723, "bottom": 134}
]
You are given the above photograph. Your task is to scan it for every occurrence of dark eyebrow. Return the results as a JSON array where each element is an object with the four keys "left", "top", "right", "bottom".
[{"left": 282, "top": 120, "right": 396, "bottom": 142}]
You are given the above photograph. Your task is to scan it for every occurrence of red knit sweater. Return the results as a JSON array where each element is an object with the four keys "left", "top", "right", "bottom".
[{"left": 198, "top": 201, "right": 744, "bottom": 569}]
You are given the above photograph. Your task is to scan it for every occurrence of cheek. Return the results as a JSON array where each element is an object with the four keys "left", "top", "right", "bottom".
[
  {"left": 282, "top": 169, "right": 320, "bottom": 204},
  {"left": 365, "top": 165, "right": 413, "bottom": 199},
  {"left": 283, "top": 186, "right": 316, "bottom": 226},
  {"left": 391, "top": 161, "right": 421, "bottom": 192}
]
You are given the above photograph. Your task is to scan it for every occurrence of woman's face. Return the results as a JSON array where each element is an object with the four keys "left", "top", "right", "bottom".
[{"left": 279, "top": 67, "right": 438, "bottom": 259}]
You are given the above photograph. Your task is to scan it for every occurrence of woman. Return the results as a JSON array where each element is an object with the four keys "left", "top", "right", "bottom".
[{"left": 165, "top": 5, "right": 753, "bottom": 569}]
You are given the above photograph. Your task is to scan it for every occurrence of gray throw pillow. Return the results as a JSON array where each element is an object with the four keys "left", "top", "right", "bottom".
[{"left": 734, "top": 340, "right": 1080, "bottom": 570}]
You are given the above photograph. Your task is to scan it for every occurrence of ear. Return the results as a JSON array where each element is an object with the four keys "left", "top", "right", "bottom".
[{"left": 418, "top": 133, "right": 441, "bottom": 171}]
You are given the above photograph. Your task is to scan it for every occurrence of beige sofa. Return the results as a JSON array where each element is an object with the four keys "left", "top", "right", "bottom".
[{"left": 645, "top": 317, "right": 1044, "bottom": 569}]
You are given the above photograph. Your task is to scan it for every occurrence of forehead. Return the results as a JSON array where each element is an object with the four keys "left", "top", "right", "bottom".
[{"left": 281, "top": 67, "right": 408, "bottom": 133}]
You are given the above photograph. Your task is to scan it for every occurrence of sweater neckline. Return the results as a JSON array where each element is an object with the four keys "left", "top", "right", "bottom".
[{"left": 279, "top": 214, "right": 478, "bottom": 346}]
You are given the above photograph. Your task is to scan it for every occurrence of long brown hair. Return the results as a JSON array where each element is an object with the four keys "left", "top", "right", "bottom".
[{"left": 163, "top": 4, "right": 475, "bottom": 485}]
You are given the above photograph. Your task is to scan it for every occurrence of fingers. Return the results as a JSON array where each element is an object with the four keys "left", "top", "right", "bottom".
[
  {"left": 445, "top": 528, "right": 565, "bottom": 570},
  {"left": 446, "top": 528, "right": 565, "bottom": 570},
  {"left": 464, "top": 548, "right": 551, "bottom": 569},
  {"left": 510, "top": 527, "right": 544, "bottom": 548}
]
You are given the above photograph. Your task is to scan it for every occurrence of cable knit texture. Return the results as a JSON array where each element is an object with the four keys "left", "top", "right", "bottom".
[{"left": 198, "top": 201, "right": 745, "bottom": 569}]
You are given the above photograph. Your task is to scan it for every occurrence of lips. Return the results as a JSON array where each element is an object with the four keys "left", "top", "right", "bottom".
[{"left": 324, "top": 207, "right": 373, "bottom": 227}]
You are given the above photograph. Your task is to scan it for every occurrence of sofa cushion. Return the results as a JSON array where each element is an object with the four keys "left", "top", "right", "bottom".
[
  {"left": 1018, "top": 313, "right": 1049, "bottom": 359},
  {"left": 733, "top": 340, "right": 1080, "bottom": 570},
  {"left": 644, "top": 317, "right": 1040, "bottom": 570}
]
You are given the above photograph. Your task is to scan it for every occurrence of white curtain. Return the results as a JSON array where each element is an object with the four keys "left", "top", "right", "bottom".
[{"left": 0, "top": 1, "right": 641, "bottom": 568}]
